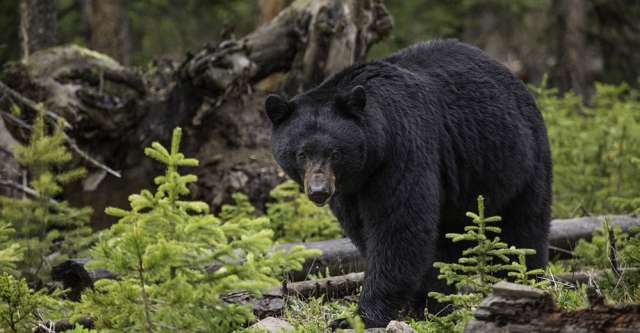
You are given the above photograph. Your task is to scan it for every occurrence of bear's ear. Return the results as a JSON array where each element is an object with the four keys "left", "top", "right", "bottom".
[
  {"left": 265, "top": 94, "right": 291, "bottom": 125},
  {"left": 336, "top": 85, "right": 366, "bottom": 115}
]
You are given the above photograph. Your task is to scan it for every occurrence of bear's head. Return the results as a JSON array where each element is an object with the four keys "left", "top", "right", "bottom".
[{"left": 265, "top": 85, "right": 379, "bottom": 206}]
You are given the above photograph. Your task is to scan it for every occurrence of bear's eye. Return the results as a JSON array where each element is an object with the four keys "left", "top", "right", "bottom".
[
  {"left": 296, "top": 151, "right": 306, "bottom": 160},
  {"left": 330, "top": 150, "right": 340, "bottom": 161}
]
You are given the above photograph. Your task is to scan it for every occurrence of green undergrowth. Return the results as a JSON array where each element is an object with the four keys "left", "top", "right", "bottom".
[{"left": 533, "top": 80, "right": 640, "bottom": 218}]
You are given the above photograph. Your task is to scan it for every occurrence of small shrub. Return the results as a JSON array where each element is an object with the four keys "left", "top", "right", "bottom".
[
  {"left": 429, "top": 196, "right": 540, "bottom": 307},
  {"left": 0, "top": 272, "right": 64, "bottom": 332},
  {"left": 0, "top": 108, "right": 92, "bottom": 283},
  {"left": 280, "top": 297, "right": 356, "bottom": 333},
  {"left": 574, "top": 218, "right": 640, "bottom": 303},
  {"left": 425, "top": 195, "right": 543, "bottom": 332},
  {"left": 532, "top": 80, "right": 640, "bottom": 217}
]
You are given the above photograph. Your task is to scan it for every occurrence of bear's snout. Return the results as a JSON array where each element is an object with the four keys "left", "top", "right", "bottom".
[{"left": 305, "top": 171, "right": 334, "bottom": 206}]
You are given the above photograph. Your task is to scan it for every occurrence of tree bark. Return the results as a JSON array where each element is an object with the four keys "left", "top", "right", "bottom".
[
  {"left": 88, "top": 0, "right": 130, "bottom": 65},
  {"left": 0, "top": 0, "right": 392, "bottom": 228},
  {"left": 19, "top": 0, "right": 58, "bottom": 58}
]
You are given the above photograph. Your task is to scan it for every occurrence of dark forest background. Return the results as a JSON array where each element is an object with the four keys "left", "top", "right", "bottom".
[{"left": 2, "top": 0, "right": 639, "bottom": 95}]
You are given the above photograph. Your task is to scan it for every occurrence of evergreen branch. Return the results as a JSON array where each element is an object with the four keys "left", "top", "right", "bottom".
[{"left": 0, "top": 108, "right": 31, "bottom": 130}]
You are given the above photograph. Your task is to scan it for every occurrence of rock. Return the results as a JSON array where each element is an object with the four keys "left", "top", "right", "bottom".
[
  {"left": 386, "top": 320, "right": 417, "bottom": 333},
  {"left": 339, "top": 321, "right": 415, "bottom": 333},
  {"left": 492, "top": 281, "right": 547, "bottom": 299},
  {"left": 340, "top": 329, "right": 385, "bottom": 333},
  {"left": 250, "top": 317, "right": 294, "bottom": 332}
]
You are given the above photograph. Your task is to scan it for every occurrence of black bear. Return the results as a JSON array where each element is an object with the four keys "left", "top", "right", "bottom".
[{"left": 264, "top": 40, "right": 552, "bottom": 328}]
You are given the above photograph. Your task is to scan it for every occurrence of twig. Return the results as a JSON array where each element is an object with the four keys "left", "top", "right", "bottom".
[
  {"left": 35, "top": 323, "right": 56, "bottom": 333},
  {"left": 605, "top": 218, "right": 623, "bottom": 278},
  {"left": 0, "top": 177, "right": 62, "bottom": 205},
  {"left": 0, "top": 177, "right": 39, "bottom": 197},
  {"left": 0, "top": 86, "right": 121, "bottom": 178},
  {"left": 0, "top": 108, "right": 31, "bottom": 130},
  {"left": 548, "top": 245, "right": 574, "bottom": 256},
  {"left": 65, "top": 136, "right": 121, "bottom": 178},
  {"left": 0, "top": 80, "right": 71, "bottom": 129}
]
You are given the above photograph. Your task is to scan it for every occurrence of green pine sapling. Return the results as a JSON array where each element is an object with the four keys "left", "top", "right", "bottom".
[
  {"left": 0, "top": 107, "right": 92, "bottom": 283},
  {"left": 73, "top": 128, "right": 319, "bottom": 332},
  {"left": 429, "top": 195, "right": 536, "bottom": 306},
  {"left": 424, "top": 196, "right": 545, "bottom": 332}
]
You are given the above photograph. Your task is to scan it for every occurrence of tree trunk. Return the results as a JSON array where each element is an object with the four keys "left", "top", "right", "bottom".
[
  {"left": 0, "top": 0, "right": 393, "bottom": 228},
  {"left": 555, "top": 0, "right": 590, "bottom": 100},
  {"left": 88, "top": 0, "right": 130, "bottom": 65},
  {"left": 258, "top": 0, "right": 285, "bottom": 26},
  {"left": 19, "top": 0, "right": 58, "bottom": 58}
]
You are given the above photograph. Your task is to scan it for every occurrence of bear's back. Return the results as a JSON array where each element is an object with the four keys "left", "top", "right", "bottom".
[
  {"left": 382, "top": 40, "right": 518, "bottom": 88},
  {"left": 382, "top": 40, "right": 548, "bottom": 214}
]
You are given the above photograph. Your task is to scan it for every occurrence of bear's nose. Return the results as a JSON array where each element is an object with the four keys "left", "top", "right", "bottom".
[
  {"left": 308, "top": 187, "right": 331, "bottom": 206},
  {"left": 307, "top": 174, "right": 332, "bottom": 206}
]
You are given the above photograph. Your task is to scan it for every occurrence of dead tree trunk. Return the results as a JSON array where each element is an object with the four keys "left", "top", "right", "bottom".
[
  {"left": 88, "top": 0, "right": 130, "bottom": 65},
  {"left": 19, "top": 0, "right": 58, "bottom": 58},
  {"left": 555, "top": 0, "right": 591, "bottom": 100},
  {"left": 0, "top": 0, "right": 393, "bottom": 228},
  {"left": 258, "top": 0, "right": 285, "bottom": 27}
]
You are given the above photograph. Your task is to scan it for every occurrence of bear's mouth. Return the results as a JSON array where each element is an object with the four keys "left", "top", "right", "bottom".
[{"left": 304, "top": 162, "right": 335, "bottom": 207}]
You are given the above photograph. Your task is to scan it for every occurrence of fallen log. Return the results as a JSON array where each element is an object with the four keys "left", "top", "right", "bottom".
[
  {"left": 288, "top": 214, "right": 640, "bottom": 280},
  {"left": 464, "top": 281, "right": 640, "bottom": 333},
  {"left": 223, "top": 272, "right": 365, "bottom": 318},
  {"left": 51, "top": 214, "right": 640, "bottom": 298}
]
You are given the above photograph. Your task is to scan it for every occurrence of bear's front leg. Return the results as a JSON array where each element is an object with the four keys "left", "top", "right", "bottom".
[{"left": 357, "top": 215, "right": 437, "bottom": 327}]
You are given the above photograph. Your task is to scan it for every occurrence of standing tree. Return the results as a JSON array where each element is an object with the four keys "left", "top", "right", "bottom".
[
  {"left": 554, "top": 0, "right": 590, "bottom": 100},
  {"left": 258, "top": 0, "right": 285, "bottom": 26},
  {"left": 19, "top": 0, "right": 57, "bottom": 58},
  {"left": 88, "top": 0, "right": 130, "bottom": 65}
]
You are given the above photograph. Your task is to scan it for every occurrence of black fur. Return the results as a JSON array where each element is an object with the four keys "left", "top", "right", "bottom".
[{"left": 266, "top": 40, "right": 552, "bottom": 327}]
